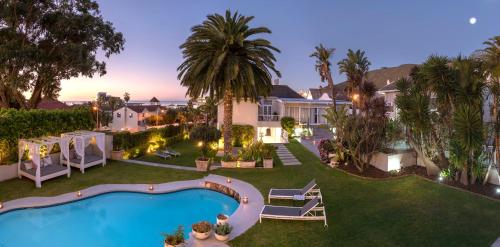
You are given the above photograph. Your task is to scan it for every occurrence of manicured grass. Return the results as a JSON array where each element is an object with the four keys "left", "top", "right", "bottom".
[
  {"left": 1, "top": 140, "right": 499, "bottom": 246},
  {"left": 136, "top": 140, "right": 203, "bottom": 167}
]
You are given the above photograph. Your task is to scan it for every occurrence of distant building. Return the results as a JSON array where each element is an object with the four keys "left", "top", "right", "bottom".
[
  {"left": 111, "top": 105, "right": 165, "bottom": 132},
  {"left": 36, "top": 98, "right": 70, "bottom": 110}
]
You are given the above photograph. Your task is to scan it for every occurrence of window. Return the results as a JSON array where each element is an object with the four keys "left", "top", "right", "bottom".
[
  {"left": 262, "top": 105, "right": 272, "bottom": 115},
  {"left": 129, "top": 113, "right": 133, "bottom": 118},
  {"left": 266, "top": 128, "right": 271, "bottom": 136},
  {"left": 116, "top": 113, "right": 121, "bottom": 118},
  {"left": 313, "top": 108, "right": 319, "bottom": 123}
]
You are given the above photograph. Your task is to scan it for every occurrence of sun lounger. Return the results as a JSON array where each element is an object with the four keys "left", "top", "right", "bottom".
[
  {"left": 155, "top": 150, "right": 171, "bottom": 159},
  {"left": 163, "top": 148, "right": 180, "bottom": 157},
  {"left": 259, "top": 197, "right": 327, "bottom": 226},
  {"left": 268, "top": 179, "right": 322, "bottom": 203}
]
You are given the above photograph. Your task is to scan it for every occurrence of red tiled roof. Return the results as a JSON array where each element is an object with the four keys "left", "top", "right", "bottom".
[{"left": 36, "top": 98, "right": 69, "bottom": 110}]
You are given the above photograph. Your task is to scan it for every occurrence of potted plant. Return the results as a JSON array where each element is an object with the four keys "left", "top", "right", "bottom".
[
  {"left": 190, "top": 126, "right": 221, "bottom": 171},
  {"left": 221, "top": 154, "right": 237, "bottom": 168},
  {"left": 214, "top": 223, "right": 233, "bottom": 241},
  {"left": 191, "top": 221, "right": 212, "bottom": 240},
  {"left": 111, "top": 134, "right": 125, "bottom": 160},
  {"left": 261, "top": 144, "right": 277, "bottom": 169},
  {"left": 163, "top": 225, "right": 185, "bottom": 247},
  {"left": 216, "top": 213, "right": 229, "bottom": 225},
  {"left": 238, "top": 147, "right": 256, "bottom": 168}
]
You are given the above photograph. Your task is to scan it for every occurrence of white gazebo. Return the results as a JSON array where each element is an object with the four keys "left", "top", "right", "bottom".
[
  {"left": 18, "top": 136, "right": 71, "bottom": 188},
  {"left": 60, "top": 131, "right": 106, "bottom": 173}
]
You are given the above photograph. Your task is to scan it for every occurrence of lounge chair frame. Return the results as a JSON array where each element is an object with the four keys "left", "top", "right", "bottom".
[
  {"left": 259, "top": 199, "right": 328, "bottom": 226},
  {"left": 268, "top": 179, "right": 322, "bottom": 203}
]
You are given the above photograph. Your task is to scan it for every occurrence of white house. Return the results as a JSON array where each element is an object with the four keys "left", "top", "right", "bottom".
[
  {"left": 217, "top": 84, "right": 350, "bottom": 143},
  {"left": 111, "top": 105, "right": 164, "bottom": 132}
]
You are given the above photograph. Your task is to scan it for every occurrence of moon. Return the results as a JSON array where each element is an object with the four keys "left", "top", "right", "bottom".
[{"left": 469, "top": 17, "right": 477, "bottom": 25}]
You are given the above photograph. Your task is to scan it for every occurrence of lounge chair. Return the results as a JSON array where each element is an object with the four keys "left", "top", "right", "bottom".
[
  {"left": 268, "top": 179, "right": 321, "bottom": 203},
  {"left": 162, "top": 148, "right": 180, "bottom": 157},
  {"left": 259, "top": 197, "right": 327, "bottom": 226},
  {"left": 154, "top": 150, "right": 170, "bottom": 159}
]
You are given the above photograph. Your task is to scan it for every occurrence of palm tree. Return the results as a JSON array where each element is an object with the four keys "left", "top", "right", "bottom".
[
  {"left": 338, "top": 49, "right": 371, "bottom": 115},
  {"left": 178, "top": 10, "right": 281, "bottom": 154},
  {"left": 481, "top": 36, "right": 500, "bottom": 176},
  {"left": 123, "top": 92, "right": 130, "bottom": 130},
  {"left": 310, "top": 44, "right": 336, "bottom": 110}
]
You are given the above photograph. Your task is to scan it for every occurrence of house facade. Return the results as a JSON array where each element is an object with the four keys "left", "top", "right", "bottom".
[
  {"left": 217, "top": 84, "right": 350, "bottom": 143},
  {"left": 111, "top": 105, "right": 164, "bottom": 132}
]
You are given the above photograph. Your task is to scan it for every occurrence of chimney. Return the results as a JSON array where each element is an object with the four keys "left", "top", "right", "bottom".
[
  {"left": 386, "top": 79, "right": 391, "bottom": 85},
  {"left": 273, "top": 79, "right": 280, "bottom": 85}
]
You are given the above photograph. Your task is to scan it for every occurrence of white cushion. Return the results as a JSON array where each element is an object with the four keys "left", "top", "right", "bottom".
[
  {"left": 24, "top": 161, "right": 34, "bottom": 170},
  {"left": 43, "top": 156, "right": 52, "bottom": 167}
]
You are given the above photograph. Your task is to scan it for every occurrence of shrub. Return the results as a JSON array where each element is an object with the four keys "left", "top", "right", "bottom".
[
  {"left": 317, "top": 139, "right": 335, "bottom": 163},
  {"left": 231, "top": 125, "right": 255, "bottom": 147},
  {"left": 163, "top": 225, "right": 184, "bottom": 246},
  {"left": 214, "top": 223, "right": 232, "bottom": 236},
  {"left": 261, "top": 144, "right": 277, "bottom": 159},
  {"left": 112, "top": 125, "right": 182, "bottom": 151},
  {"left": 0, "top": 107, "right": 94, "bottom": 164},
  {"left": 192, "top": 221, "right": 212, "bottom": 233},
  {"left": 190, "top": 125, "right": 221, "bottom": 159},
  {"left": 221, "top": 153, "right": 237, "bottom": 162},
  {"left": 280, "top": 117, "right": 295, "bottom": 138}
]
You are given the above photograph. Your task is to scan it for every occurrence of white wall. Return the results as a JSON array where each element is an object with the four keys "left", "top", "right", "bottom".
[
  {"left": 111, "top": 107, "right": 139, "bottom": 132},
  {"left": 370, "top": 151, "right": 417, "bottom": 172},
  {"left": 217, "top": 100, "right": 258, "bottom": 128}
]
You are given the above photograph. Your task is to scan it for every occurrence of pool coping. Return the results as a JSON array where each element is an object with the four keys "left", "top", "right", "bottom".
[{"left": 0, "top": 174, "right": 264, "bottom": 245}]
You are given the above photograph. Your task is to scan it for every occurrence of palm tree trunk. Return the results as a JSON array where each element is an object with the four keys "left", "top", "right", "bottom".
[
  {"left": 493, "top": 93, "right": 499, "bottom": 175},
  {"left": 326, "top": 73, "right": 337, "bottom": 111},
  {"left": 223, "top": 88, "right": 233, "bottom": 155}
]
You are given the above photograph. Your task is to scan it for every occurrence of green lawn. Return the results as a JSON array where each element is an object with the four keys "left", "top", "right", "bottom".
[
  {"left": 1, "top": 141, "right": 499, "bottom": 246},
  {"left": 136, "top": 140, "right": 204, "bottom": 167}
]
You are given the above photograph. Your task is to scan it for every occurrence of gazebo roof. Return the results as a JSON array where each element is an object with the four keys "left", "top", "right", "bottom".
[{"left": 150, "top": 97, "right": 160, "bottom": 103}]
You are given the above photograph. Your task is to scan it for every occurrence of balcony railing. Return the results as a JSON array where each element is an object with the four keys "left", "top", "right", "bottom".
[{"left": 258, "top": 115, "right": 279, "bottom": 121}]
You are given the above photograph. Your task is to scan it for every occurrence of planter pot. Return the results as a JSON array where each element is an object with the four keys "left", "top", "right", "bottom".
[
  {"left": 111, "top": 150, "right": 124, "bottom": 160},
  {"left": 195, "top": 159, "right": 210, "bottom": 172},
  {"left": 239, "top": 161, "right": 256, "bottom": 168},
  {"left": 216, "top": 215, "right": 229, "bottom": 225},
  {"left": 192, "top": 230, "right": 212, "bottom": 240},
  {"left": 214, "top": 233, "right": 229, "bottom": 241},
  {"left": 164, "top": 242, "right": 185, "bottom": 247},
  {"left": 221, "top": 161, "right": 237, "bottom": 168},
  {"left": 263, "top": 159, "right": 273, "bottom": 169}
]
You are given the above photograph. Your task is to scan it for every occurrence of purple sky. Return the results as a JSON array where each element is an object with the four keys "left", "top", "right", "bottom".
[{"left": 59, "top": 0, "right": 500, "bottom": 101}]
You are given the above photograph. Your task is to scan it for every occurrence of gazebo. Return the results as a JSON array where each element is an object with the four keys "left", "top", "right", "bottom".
[
  {"left": 18, "top": 137, "right": 71, "bottom": 188},
  {"left": 61, "top": 131, "right": 106, "bottom": 173}
]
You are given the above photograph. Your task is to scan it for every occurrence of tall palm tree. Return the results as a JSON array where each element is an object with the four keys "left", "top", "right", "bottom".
[
  {"left": 338, "top": 49, "right": 371, "bottom": 115},
  {"left": 178, "top": 10, "right": 281, "bottom": 154},
  {"left": 310, "top": 44, "right": 336, "bottom": 110},
  {"left": 123, "top": 92, "right": 130, "bottom": 130},
  {"left": 481, "top": 36, "right": 500, "bottom": 176}
]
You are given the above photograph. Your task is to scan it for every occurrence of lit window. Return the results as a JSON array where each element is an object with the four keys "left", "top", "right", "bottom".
[
  {"left": 116, "top": 113, "right": 121, "bottom": 118},
  {"left": 266, "top": 128, "right": 271, "bottom": 136},
  {"left": 129, "top": 113, "right": 133, "bottom": 118}
]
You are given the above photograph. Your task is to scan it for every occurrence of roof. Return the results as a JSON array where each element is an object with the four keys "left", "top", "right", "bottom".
[
  {"left": 127, "top": 105, "right": 162, "bottom": 113},
  {"left": 269, "top": 85, "right": 304, "bottom": 99},
  {"left": 308, "top": 87, "right": 350, "bottom": 101},
  {"left": 36, "top": 98, "right": 69, "bottom": 110},
  {"left": 332, "top": 64, "right": 416, "bottom": 94},
  {"left": 378, "top": 81, "right": 399, "bottom": 92},
  {"left": 149, "top": 97, "right": 160, "bottom": 103}
]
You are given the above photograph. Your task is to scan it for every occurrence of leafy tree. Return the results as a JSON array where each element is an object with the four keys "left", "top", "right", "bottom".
[
  {"left": 178, "top": 10, "right": 281, "bottom": 155},
  {"left": 190, "top": 125, "right": 221, "bottom": 159},
  {"left": 310, "top": 44, "right": 337, "bottom": 110},
  {"left": 0, "top": 0, "right": 125, "bottom": 108},
  {"left": 198, "top": 97, "right": 218, "bottom": 126},
  {"left": 480, "top": 36, "right": 500, "bottom": 179},
  {"left": 280, "top": 117, "right": 295, "bottom": 138},
  {"left": 338, "top": 49, "right": 371, "bottom": 116}
]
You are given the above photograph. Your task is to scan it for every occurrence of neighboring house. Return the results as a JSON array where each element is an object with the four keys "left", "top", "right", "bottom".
[
  {"left": 217, "top": 84, "right": 350, "bottom": 143},
  {"left": 377, "top": 80, "right": 400, "bottom": 119},
  {"left": 111, "top": 105, "right": 164, "bottom": 132},
  {"left": 36, "top": 98, "right": 70, "bottom": 110}
]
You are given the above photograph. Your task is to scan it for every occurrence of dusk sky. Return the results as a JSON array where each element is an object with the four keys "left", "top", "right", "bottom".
[{"left": 59, "top": 0, "right": 500, "bottom": 101}]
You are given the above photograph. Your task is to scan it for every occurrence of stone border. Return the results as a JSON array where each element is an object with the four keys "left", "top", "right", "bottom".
[{"left": 0, "top": 174, "right": 264, "bottom": 244}]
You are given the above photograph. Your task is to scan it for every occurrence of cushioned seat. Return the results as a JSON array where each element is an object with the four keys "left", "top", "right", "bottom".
[
  {"left": 21, "top": 164, "right": 67, "bottom": 177},
  {"left": 69, "top": 154, "right": 102, "bottom": 164}
]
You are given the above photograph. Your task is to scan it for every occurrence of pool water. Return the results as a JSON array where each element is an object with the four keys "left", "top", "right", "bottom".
[{"left": 0, "top": 189, "right": 238, "bottom": 247}]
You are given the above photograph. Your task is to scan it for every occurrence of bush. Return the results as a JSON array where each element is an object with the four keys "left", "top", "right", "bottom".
[
  {"left": 0, "top": 107, "right": 94, "bottom": 164},
  {"left": 261, "top": 144, "right": 277, "bottom": 159},
  {"left": 317, "top": 139, "right": 335, "bottom": 163},
  {"left": 280, "top": 117, "right": 295, "bottom": 138},
  {"left": 112, "top": 125, "right": 181, "bottom": 151},
  {"left": 192, "top": 221, "right": 212, "bottom": 233},
  {"left": 163, "top": 225, "right": 184, "bottom": 246},
  {"left": 190, "top": 125, "right": 221, "bottom": 159},
  {"left": 214, "top": 223, "right": 232, "bottom": 236},
  {"left": 231, "top": 125, "right": 255, "bottom": 147}
]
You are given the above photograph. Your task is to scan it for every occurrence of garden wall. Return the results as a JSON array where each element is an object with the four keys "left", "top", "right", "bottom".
[{"left": 370, "top": 150, "right": 417, "bottom": 172}]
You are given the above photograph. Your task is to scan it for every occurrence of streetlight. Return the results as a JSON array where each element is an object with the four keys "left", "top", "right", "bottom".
[{"left": 92, "top": 106, "right": 99, "bottom": 130}]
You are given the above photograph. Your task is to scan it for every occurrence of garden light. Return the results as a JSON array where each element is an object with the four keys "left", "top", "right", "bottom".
[
  {"left": 226, "top": 177, "right": 232, "bottom": 183},
  {"left": 242, "top": 196, "right": 249, "bottom": 204},
  {"left": 76, "top": 191, "right": 82, "bottom": 197},
  {"left": 496, "top": 188, "right": 500, "bottom": 194},
  {"left": 0, "top": 202, "right": 3, "bottom": 209},
  {"left": 438, "top": 176, "right": 444, "bottom": 182},
  {"left": 352, "top": 93, "right": 359, "bottom": 101},
  {"left": 198, "top": 141, "right": 203, "bottom": 147},
  {"left": 148, "top": 185, "right": 154, "bottom": 191}
]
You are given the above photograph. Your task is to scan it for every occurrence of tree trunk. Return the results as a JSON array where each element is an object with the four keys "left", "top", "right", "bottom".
[
  {"left": 223, "top": 88, "right": 233, "bottom": 155},
  {"left": 408, "top": 138, "right": 441, "bottom": 176},
  {"left": 28, "top": 81, "right": 44, "bottom": 109},
  {"left": 493, "top": 93, "right": 499, "bottom": 177},
  {"left": 460, "top": 165, "right": 469, "bottom": 186},
  {"left": 326, "top": 73, "right": 337, "bottom": 111}
]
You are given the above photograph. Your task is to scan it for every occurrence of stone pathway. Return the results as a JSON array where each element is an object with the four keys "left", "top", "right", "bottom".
[
  {"left": 123, "top": 159, "right": 198, "bottom": 171},
  {"left": 274, "top": 144, "right": 301, "bottom": 166}
]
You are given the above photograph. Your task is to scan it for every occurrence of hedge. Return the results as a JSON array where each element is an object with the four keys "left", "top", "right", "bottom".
[
  {"left": 112, "top": 125, "right": 183, "bottom": 159},
  {"left": 0, "top": 107, "right": 95, "bottom": 164},
  {"left": 231, "top": 125, "right": 255, "bottom": 147}
]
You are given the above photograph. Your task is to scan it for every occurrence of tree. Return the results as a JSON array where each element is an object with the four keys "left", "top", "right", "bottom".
[
  {"left": 198, "top": 97, "right": 218, "bottom": 126},
  {"left": 310, "top": 44, "right": 336, "bottom": 110},
  {"left": 190, "top": 125, "right": 221, "bottom": 159},
  {"left": 178, "top": 10, "right": 281, "bottom": 155},
  {"left": 0, "top": 0, "right": 125, "bottom": 108},
  {"left": 480, "top": 36, "right": 500, "bottom": 182},
  {"left": 337, "top": 49, "right": 371, "bottom": 115},
  {"left": 280, "top": 117, "right": 295, "bottom": 138},
  {"left": 123, "top": 92, "right": 130, "bottom": 128}
]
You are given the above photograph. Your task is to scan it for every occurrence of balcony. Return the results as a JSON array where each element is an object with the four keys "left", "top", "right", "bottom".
[{"left": 258, "top": 115, "right": 279, "bottom": 121}]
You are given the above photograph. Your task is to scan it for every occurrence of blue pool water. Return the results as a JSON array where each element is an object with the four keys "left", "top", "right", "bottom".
[{"left": 0, "top": 189, "right": 238, "bottom": 247}]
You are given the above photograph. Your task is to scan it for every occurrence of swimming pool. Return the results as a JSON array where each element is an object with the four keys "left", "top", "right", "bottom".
[{"left": 0, "top": 189, "right": 239, "bottom": 247}]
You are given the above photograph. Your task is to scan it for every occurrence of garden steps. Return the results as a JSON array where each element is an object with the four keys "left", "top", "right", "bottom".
[{"left": 274, "top": 144, "right": 301, "bottom": 166}]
